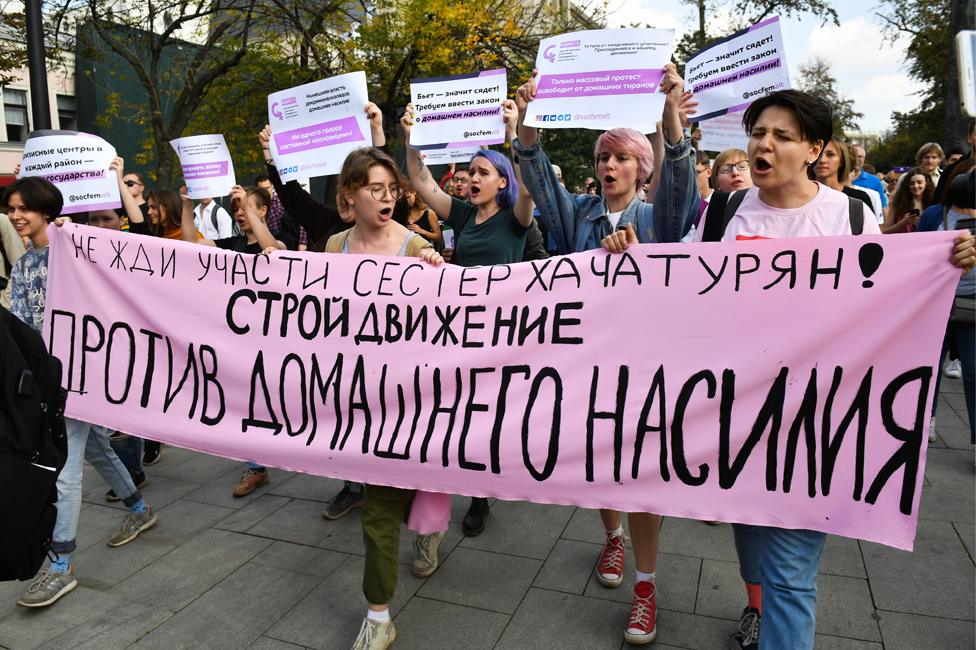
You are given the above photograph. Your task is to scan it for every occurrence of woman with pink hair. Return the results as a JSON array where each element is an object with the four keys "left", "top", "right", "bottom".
[{"left": 511, "top": 62, "right": 700, "bottom": 645}]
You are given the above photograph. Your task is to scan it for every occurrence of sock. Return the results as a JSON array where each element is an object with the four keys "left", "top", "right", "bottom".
[
  {"left": 746, "top": 581, "right": 762, "bottom": 614},
  {"left": 606, "top": 526, "right": 625, "bottom": 538},
  {"left": 366, "top": 608, "right": 391, "bottom": 623},
  {"left": 130, "top": 499, "right": 148, "bottom": 515},
  {"left": 635, "top": 570, "right": 656, "bottom": 584},
  {"left": 50, "top": 555, "right": 70, "bottom": 573}
]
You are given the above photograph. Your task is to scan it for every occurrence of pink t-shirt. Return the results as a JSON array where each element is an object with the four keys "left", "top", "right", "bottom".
[{"left": 693, "top": 183, "right": 882, "bottom": 242}]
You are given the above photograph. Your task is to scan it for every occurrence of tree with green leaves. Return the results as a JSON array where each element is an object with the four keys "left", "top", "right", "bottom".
[
  {"left": 797, "top": 56, "right": 862, "bottom": 138},
  {"left": 872, "top": 0, "right": 974, "bottom": 167}
]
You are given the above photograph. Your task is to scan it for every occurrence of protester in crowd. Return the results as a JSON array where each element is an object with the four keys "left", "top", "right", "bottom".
[
  {"left": 916, "top": 142, "right": 945, "bottom": 187},
  {"left": 851, "top": 144, "right": 888, "bottom": 213},
  {"left": 663, "top": 89, "right": 973, "bottom": 650},
  {"left": 452, "top": 166, "right": 470, "bottom": 201},
  {"left": 257, "top": 102, "right": 385, "bottom": 516},
  {"left": 935, "top": 119, "right": 975, "bottom": 203},
  {"left": 551, "top": 163, "right": 564, "bottom": 186},
  {"left": 147, "top": 188, "right": 196, "bottom": 240},
  {"left": 322, "top": 147, "right": 446, "bottom": 650},
  {"left": 884, "top": 166, "right": 934, "bottom": 233},
  {"left": 884, "top": 170, "right": 900, "bottom": 199},
  {"left": 514, "top": 62, "right": 698, "bottom": 645},
  {"left": 255, "top": 173, "right": 307, "bottom": 251},
  {"left": 711, "top": 148, "right": 752, "bottom": 194},
  {"left": 810, "top": 138, "right": 876, "bottom": 217},
  {"left": 8, "top": 176, "right": 158, "bottom": 608},
  {"left": 918, "top": 159, "right": 976, "bottom": 440},
  {"left": 180, "top": 185, "right": 285, "bottom": 496},
  {"left": 404, "top": 187, "right": 442, "bottom": 246},
  {"left": 86, "top": 157, "right": 154, "bottom": 495},
  {"left": 0, "top": 210, "right": 25, "bottom": 310},
  {"left": 404, "top": 98, "right": 535, "bottom": 540},
  {"left": 193, "top": 195, "right": 234, "bottom": 240},
  {"left": 945, "top": 146, "right": 966, "bottom": 166},
  {"left": 121, "top": 170, "right": 150, "bottom": 224}
]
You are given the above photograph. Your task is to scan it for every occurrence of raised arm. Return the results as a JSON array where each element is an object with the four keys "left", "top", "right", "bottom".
[
  {"left": 515, "top": 70, "right": 539, "bottom": 149},
  {"left": 180, "top": 195, "right": 209, "bottom": 245},
  {"left": 648, "top": 64, "right": 700, "bottom": 242},
  {"left": 111, "top": 157, "right": 144, "bottom": 225},
  {"left": 402, "top": 103, "right": 454, "bottom": 218},
  {"left": 503, "top": 98, "right": 534, "bottom": 228},
  {"left": 366, "top": 101, "right": 386, "bottom": 147},
  {"left": 231, "top": 185, "right": 286, "bottom": 251}
]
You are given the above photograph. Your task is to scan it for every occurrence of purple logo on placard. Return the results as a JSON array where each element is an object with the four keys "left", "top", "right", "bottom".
[
  {"left": 271, "top": 102, "right": 283, "bottom": 120},
  {"left": 543, "top": 45, "right": 556, "bottom": 62}
]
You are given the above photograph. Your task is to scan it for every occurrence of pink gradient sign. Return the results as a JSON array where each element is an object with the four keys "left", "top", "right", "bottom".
[{"left": 43, "top": 225, "right": 960, "bottom": 550}]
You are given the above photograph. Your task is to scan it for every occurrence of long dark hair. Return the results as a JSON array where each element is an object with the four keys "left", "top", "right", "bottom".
[
  {"left": 890, "top": 167, "right": 934, "bottom": 218},
  {"left": 147, "top": 188, "right": 182, "bottom": 235}
]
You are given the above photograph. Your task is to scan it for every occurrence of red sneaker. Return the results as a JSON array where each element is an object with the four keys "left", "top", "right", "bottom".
[
  {"left": 596, "top": 532, "right": 626, "bottom": 587},
  {"left": 624, "top": 580, "right": 657, "bottom": 645}
]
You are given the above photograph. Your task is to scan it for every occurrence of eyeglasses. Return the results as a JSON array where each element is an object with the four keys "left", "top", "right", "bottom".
[
  {"left": 717, "top": 160, "right": 749, "bottom": 175},
  {"left": 454, "top": 177, "right": 469, "bottom": 185},
  {"left": 124, "top": 180, "right": 142, "bottom": 187},
  {"left": 366, "top": 183, "right": 403, "bottom": 201},
  {"left": 696, "top": 166, "right": 709, "bottom": 175}
]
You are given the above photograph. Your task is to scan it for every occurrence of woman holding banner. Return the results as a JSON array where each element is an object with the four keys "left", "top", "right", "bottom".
[
  {"left": 321, "top": 146, "right": 445, "bottom": 650},
  {"left": 401, "top": 99, "right": 536, "bottom": 538},
  {"left": 512, "top": 62, "right": 699, "bottom": 646},
  {"left": 603, "top": 88, "right": 975, "bottom": 650}
]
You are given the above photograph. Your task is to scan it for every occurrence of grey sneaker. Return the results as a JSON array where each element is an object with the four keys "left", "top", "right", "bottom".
[
  {"left": 16, "top": 567, "right": 78, "bottom": 608},
  {"left": 322, "top": 484, "right": 364, "bottom": 520},
  {"left": 352, "top": 617, "right": 397, "bottom": 650},
  {"left": 107, "top": 507, "right": 158, "bottom": 547},
  {"left": 412, "top": 531, "right": 446, "bottom": 577}
]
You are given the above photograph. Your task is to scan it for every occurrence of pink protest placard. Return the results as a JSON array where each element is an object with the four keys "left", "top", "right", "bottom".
[{"left": 43, "top": 225, "right": 960, "bottom": 550}]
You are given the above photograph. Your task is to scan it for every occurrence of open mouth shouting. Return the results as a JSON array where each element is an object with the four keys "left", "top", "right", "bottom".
[
  {"left": 469, "top": 185, "right": 481, "bottom": 199},
  {"left": 752, "top": 156, "right": 772, "bottom": 177},
  {"left": 603, "top": 174, "right": 617, "bottom": 190},
  {"left": 378, "top": 206, "right": 393, "bottom": 220}
]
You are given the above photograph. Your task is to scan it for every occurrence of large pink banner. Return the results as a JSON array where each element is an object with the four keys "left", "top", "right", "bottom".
[{"left": 43, "top": 225, "right": 960, "bottom": 550}]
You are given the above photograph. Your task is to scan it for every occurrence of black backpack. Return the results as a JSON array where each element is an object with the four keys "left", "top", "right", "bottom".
[
  {"left": 0, "top": 306, "right": 68, "bottom": 581},
  {"left": 701, "top": 189, "right": 865, "bottom": 242}
]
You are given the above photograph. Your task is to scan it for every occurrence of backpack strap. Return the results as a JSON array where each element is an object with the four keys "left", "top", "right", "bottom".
[
  {"left": 942, "top": 205, "right": 950, "bottom": 231},
  {"left": 847, "top": 196, "right": 864, "bottom": 235},
  {"left": 325, "top": 230, "right": 350, "bottom": 253},
  {"left": 210, "top": 205, "right": 219, "bottom": 235},
  {"left": 701, "top": 189, "right": 747, "bottom": 242}
]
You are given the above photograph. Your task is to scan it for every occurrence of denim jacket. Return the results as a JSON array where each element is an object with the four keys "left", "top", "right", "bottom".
[{"left": 512, "top": 132, "right": 700, "bottom": 253}]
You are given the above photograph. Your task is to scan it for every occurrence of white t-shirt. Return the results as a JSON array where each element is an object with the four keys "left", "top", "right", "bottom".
[
  {"left": 607, "top": 210, "right": 624, "bottom": 230},
  {"left": 194, "top": 202, "right": 234, "bottom": 240},
  {"left": 857, "top": 185, "right": 885, "bottom": 224},
  {"left": 693, "top": 183, "right": 882, "bottom": 242}
]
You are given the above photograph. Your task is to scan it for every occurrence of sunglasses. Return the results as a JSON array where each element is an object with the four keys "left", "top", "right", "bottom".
[{"left": 124, "top": 180, "right": 142, "bottom": 187}]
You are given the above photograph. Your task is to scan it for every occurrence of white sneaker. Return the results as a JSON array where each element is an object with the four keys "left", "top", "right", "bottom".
[
  {"left": 352, "top": 617, "right": 396, "bottom": 650},
  {"left": 944, "top": 359, "right": 962, "bottom": 379},
  {"left": 929, "top": 417, "right": 937, "bottom": 442}
]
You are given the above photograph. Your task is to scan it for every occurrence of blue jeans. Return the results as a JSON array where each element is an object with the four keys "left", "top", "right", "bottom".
[
  {"left": 733, "top": 524, "right": 827, "bottom": 650},
  {"left": 110, "top": 434, "right": 144, "bottom": 477},
  {"left": 51, "top": 418, "right": 141, "bottom": 555}
]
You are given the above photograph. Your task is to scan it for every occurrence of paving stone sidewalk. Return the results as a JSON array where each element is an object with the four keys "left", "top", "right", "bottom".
[{"left": 0, "top": 379, "right": 972, "bottom": 650}]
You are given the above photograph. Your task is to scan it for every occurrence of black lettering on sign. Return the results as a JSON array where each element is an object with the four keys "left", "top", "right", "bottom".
[{"left": 522, "top": 367, "right": 562, "bottom": 481}]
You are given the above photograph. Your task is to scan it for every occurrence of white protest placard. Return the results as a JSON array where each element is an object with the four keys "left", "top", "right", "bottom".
[
  {"left": 416, "top": 146, "right": 481, "bottom": 165},
  {"left": 267, "top": 71, "right": 370, "bottom": 182},
  {"left": 698, "top": 108, "right": 750, "bottom": 153},
  {"left": 170, "top": 134, "right": 235, "bottom": 199},
  {"left": 410, "top": 69, "right": 507, "bottom": 160},
  {"left": 685, "top": 16, "right": 790, "bottom": 120},
  {"left": 524, "top": 28, "right": 674, "bottom": 134},
  {"left": 19, "top": 130, "right": 120, "bottom": 215}
]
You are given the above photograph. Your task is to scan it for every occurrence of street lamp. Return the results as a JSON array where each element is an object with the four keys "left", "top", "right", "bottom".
[{"left": 26, "top": 0, "right": 51, "bottom": 130}]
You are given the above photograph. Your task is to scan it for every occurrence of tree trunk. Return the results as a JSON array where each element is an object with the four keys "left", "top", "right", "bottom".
[{"left": 944, "top": 0, "right": 976, "bottom": 151}]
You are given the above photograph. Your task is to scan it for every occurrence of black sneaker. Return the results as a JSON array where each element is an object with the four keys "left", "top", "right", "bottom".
[
  {"left": 462, "top": 497, "right": 490, "bottom": 536},
  {"left": 322, "top": 483, "right": 364, "bottom": 520},
  {"left": 729, "top": 607, "right": 760, "bottom": 649},
  {"left": 143, "top": 441, "right": 162, "bottom": 466},
  {"left": 106, "top": 472, "right": 148, "bottom": 502}
]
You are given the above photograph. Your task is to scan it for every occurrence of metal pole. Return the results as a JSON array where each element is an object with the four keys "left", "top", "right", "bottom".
[{"left": 26, "top": 0, "right": 51, "bottom": 130}]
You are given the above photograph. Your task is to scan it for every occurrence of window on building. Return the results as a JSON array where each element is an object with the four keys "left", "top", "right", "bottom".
[
  {"left": 4, "top": 89, "right": 28, "bottom": 142},
  {"left": 57, "top": 95, "right": 76, "bottom": 131}
]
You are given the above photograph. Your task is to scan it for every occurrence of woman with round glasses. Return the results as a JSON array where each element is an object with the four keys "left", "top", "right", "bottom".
[{"left": 712, "top": 148, "right": 753, "bottom": 193}]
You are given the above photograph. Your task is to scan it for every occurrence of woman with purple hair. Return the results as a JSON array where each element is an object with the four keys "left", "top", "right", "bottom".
[
  {"left": 511, "top": 62, "right": 700, "bottom": 646},
  {"left": 402, "top": 99, "right": 536, "bottom": 537}
]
